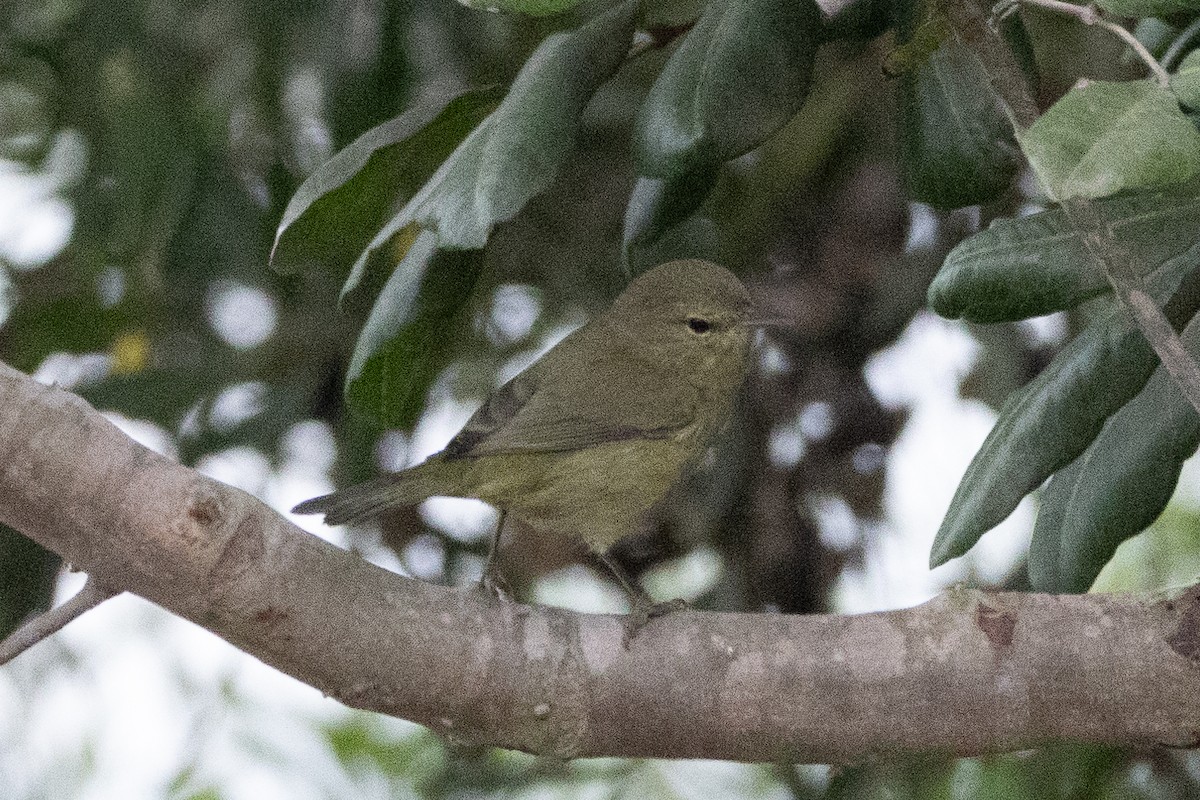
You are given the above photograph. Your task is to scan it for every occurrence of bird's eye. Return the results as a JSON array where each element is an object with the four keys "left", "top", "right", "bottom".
[{"left": 686, "top": 317, "right": 712, "bottom": 335}]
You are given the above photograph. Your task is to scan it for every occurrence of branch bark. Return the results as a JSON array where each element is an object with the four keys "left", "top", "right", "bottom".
[{"left": 1, "top": 360, "right": 1199, "bottom": 763}]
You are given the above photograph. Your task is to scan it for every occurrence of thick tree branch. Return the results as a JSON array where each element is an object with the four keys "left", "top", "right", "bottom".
[{"left": 1, "top": 360, "right": 1199, "bottom": 762}]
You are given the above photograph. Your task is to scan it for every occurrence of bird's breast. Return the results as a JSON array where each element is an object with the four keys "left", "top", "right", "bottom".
[{"left": 493, "top": 438, "right": 693, "bottom": 551}]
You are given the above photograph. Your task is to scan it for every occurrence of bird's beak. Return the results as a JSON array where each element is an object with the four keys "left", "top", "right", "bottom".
[{"left": 745, "top": 315, "right": 790, "bottom": 329}]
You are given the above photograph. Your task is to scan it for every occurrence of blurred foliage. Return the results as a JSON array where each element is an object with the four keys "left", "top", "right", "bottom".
[
  {"left": 0, "top": 522, "right": 59, "bottom": 639},
  {"left": 3, "top": 0, "right": 1200, "bottom": 796}
]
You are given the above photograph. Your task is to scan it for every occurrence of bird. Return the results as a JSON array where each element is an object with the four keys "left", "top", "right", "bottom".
[{"left": 293, "top": 259, "right": 756, "bottom": 620}]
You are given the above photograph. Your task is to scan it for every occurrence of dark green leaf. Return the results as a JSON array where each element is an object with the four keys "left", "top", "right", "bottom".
[
  {"left": 621, "top": 167, "right": 718, "bottom": 268},
  {"left": 883, "top": 6, "right": 950, "bottom": 76},
  {"left": 1172, "top": 50, "right": 1200, "bottom": 110},
  {"left": 343, "top": 0, "right": 638, "bottom": 299},
  {"left": 346, "top": 231, "right": 485, "bottom": 427},
  {"left": 826, "top": 764, "right": 897, "bottom": 800},
  {"left": 930, "top": 256, "right": 1200, "bottom": 568},
  {"left": 457, "top": 0, "right": 582, "bottom": 14},
  {"left": 826, "top": 758, "right": 961, "bottom": 800},
  {"left": 898, "top": 33, "right": 1022, "bottom": 209},
  {"left": 0, "top": 525, "right": 60, "bottom": 639},
  {"left": 928, "top": 186, "right": 1200, "bottom": 322},
  {"left": 1094, "top": 0, "right": 1200, "bottom": 18},
  {"left": 820, "top": 0, "right": 892, "bottom": 42},
  {"left": 633, "top": 0, "right": 821, "bottom": 181},
  {"left": 1017, "top": 80, "right": 1200, "bottom": 202},
  {"left": 1132, "top": 19, "right": 1179, "bottom": 59},
  {"left": 626, "top": 215, "right": 720, "bottom": 276},
  {"left": 93, "top": 50, "right": 196, "bottom": 263},
  {"left": 1029, "top": 322, "right": 1200, "bottom": 593},
  {"left": 270, "top": 86, "right": 502, "bottom": 275}
]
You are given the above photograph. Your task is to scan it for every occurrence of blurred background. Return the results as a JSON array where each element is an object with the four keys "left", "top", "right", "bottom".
[{"left": 3, "top": 0, "right": 1200, "bottom": 797}]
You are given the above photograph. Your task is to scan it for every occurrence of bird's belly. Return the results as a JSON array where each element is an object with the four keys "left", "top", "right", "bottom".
[{"left": 473, "top": 440, "right": 692, "bottom": 552}]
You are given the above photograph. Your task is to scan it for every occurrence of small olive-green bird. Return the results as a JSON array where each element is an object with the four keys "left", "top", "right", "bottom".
[{"left": 293, "top": 259, "right": 755, "bottom": 614}]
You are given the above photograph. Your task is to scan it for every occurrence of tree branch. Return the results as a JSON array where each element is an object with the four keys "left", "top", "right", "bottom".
[
  {"left": 1010, "top": 0, "right": 1169, "bottom": 86},
  {"left": 0, "top": 575, "right": 118, "bottom": 664},
  {"left": 1, "top": 359, "right": 1199, "bottom": 762}
]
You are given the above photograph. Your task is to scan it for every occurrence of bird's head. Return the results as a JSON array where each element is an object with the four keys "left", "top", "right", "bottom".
[{"left": 607, "top": 259, "right": 756, "bottom": 380}]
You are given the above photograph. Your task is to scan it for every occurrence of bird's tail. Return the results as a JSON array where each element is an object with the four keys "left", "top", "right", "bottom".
[{"left": 291, "top": 460, "right": 461, "bottom": 526}]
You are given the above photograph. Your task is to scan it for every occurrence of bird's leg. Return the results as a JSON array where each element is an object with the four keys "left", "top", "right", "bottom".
[
  {"left": 595, "top": 552, "right": 687, "bottom": 645},
  {"left": 477, "top": 511, "right": 512, "bottom": 601},
  {"left": 595, "top": 551, "right": 652, "bottom": 607}
]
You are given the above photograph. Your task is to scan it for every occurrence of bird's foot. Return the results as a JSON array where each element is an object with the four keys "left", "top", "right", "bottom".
[{"left": 622, "top": 597, "right": 689, "bottom": 648}]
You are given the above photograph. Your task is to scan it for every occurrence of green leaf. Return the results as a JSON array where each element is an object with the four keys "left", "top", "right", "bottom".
[
  {"left": 621, "top": 167, "right": 718, "bottom": 267},
  {"left": 820, "top": 0, "right": 892, "bottom": 42},
  {"left": 270, "top": 86, "right": 502, "bottom": 275},
  {"left": 1017, "top": 80, "right": 1200, "bottom": 202},
  {"left": 625, "top": 214, "right": 720, "bottom": 276},
  {"left": 93, "top": 50, "right": 196, "bottom": 264},
  {"left": 633, "top": 0, "right": 822, "bottom": 181},
  {"left": 1029, "top": 338, "right": 1200, "bottom": 593},
  {"left": 1171, "top": 50, "right": 1200, "bottom": 110},
  {"left": 322, "top": 716, "right": 439, "bottom": 775},
  {"left": 1092, "top": 505, "right": 1200, "bottom": 592},
  {"left": 1132, "top": 19, "right": 1180, "bottom": 59},
  {"left": 928, "top": 185, "right": 1200, "bottom": 322},
  {"left": 1094, "top": 0, "right": 1200, "bottom": 19},
  {"left": 883, "top": 7, "right": 950, "bottom": 77},
  {"left": 898, "top": 33, "right": 1023, "bottom": 209},
  {"left": 345, "top": 231, "right": 485, "bottom": 427},
  {"left": 929, "top": 255, "right": 1200, "bottom": 568},
  {"left": 455, "top": 0, "right": 581, "bottom": 14},
  {"left": 344, "top": 0, "right": 638, "bottom": 299}
]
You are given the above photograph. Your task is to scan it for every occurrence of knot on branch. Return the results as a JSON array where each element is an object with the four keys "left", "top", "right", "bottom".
[
  {"left": 187, "top": 490, "right": 223, "bottom": 528},
  {"left": 1166, "top": 585, "right": 1200, "bottom": 665}
]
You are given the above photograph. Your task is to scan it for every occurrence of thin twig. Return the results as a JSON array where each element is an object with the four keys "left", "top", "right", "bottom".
[
  {"left": 1064, "top": 197, "right": 1200, "bottom": 415},
  {"left": 954, "top": 0, "right": 1200, "bottom": 416},
  {"left": 0, "top": 576, "right": 119, "bottom": 665},
  {"left": 949, "top": 1, "right": 1040, "bottom": 127},
  {"left": 1011, "top": 0, "right": 1171, "bottom": 86},
  {"left": 1162, "top": 17, "right": 1200, "bottom": 72}
]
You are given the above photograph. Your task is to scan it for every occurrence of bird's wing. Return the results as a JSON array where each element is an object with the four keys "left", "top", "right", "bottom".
[
  {"left": 441, "top": 335, "right": 691, "bottom": 459},
  {"left": 442, "top": 366, "right": 543, "bottom": 457}
]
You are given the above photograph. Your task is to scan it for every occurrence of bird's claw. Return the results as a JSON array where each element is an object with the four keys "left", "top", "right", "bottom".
[
  {"left": 476, "top": 566, "right": 513, "bottom": 603},
  {"left": 622, "top": 597, "right": 689, "bottom": 648}
]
